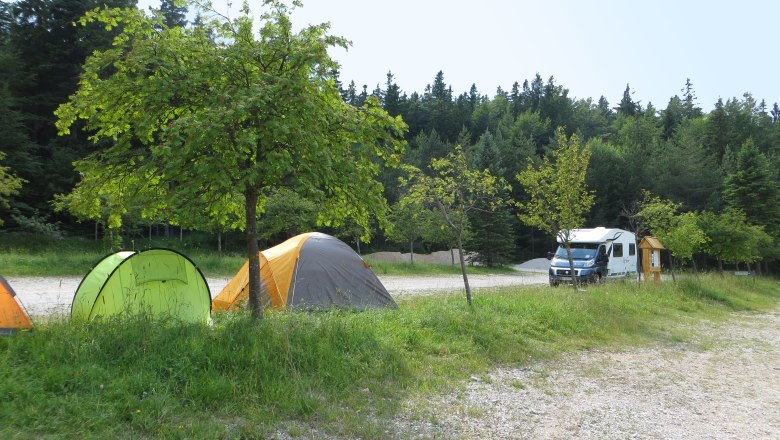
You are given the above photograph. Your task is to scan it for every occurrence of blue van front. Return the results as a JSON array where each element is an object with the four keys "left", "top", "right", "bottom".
[{"left": 548, "top": 243, "right": 607, "bottom": 286}]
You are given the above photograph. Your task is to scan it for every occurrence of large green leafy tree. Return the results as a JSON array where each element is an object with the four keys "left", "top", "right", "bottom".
[
  {"left": 386, "top": 201, "right": 428, "bottom": 263},
  {"left": 637, "top": 193, "right": 708, "bottom": 278},
  {"left": 255, "top": 188, "right": 318, "bottom": 244},
  {"left": 56, "top": 1, "right": 406, "bottom": 317},
  {"left": 698, "top": 209, "right": 769, "bottom": 273},
  {"left": 516, "top": 128, "right": 594, "bottom": 290}
]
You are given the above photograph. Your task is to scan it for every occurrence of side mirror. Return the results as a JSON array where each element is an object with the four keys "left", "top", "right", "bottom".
[{"left": 547, "top": 251, "right": 554, "bottom": 260}]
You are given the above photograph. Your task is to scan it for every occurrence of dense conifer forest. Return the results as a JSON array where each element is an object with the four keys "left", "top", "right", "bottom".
[{"left": 1, "top": 1, "right": 778, "bottom": 271}]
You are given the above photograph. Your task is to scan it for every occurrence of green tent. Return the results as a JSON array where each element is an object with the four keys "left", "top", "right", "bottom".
[{"left": 72, "top": 249, "right": 211, "bottom": 323}]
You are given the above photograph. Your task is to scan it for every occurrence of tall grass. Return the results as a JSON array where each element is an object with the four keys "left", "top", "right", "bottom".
[{"left": 1, "top": 275, "right": 778, "bottom": 438}]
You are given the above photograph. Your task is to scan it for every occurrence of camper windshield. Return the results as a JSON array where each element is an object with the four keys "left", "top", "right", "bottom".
[{"left": 554, "top": 243, "right": 600, "bottom": 260}]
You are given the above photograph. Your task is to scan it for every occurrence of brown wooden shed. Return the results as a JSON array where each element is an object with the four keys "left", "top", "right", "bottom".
[{"left": 639, "top": 237, "right": 664, "bottom": 284}]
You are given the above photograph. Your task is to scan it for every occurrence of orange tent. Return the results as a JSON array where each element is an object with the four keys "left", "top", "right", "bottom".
[
  {"left": 0, "top": 275, "right": 33, "bottom": 334},
  {"left": 213, "top": 232, "right": 396, "bottom": 312}
]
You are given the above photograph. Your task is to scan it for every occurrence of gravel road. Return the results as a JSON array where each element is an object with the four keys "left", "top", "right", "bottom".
[
  {"left": 7, "top": 269, "right": 548, "bottom": 317},
  {"left": 391, "top": 308, "right": 780, "bottom": 439}
]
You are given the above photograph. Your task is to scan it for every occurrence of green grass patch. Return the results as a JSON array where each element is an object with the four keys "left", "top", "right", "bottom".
[
  {"left": 364, "top": 258, "right": 516, "bottom": 276},
  {"left": 0, "top": 232, "right": 513, "bottom": 277},
  {"left": 1, "top": 275, "right": 778, "bottom": 438},
  {"left": 0, "top": 233, "right": 242, "bottom": 278}
]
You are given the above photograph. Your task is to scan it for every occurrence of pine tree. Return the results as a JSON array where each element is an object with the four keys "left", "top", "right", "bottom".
[
  {"left": 616, "top": 84, "right": 640, "bottom": 116},
  {"left": 159, "top": 0, "right": 188, "bottom": 28},
  {"left": 681, "top": 78, "right": 702, "bottom": 119},
  {"left": 724, "top": 139, "right": 780, "bottom": 235},
  {"left": 382, "top": 71, "right": 402, "bottom": 117}
]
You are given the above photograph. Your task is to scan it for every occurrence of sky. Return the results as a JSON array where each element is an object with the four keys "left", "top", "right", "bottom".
[{"left": 136, "top": 0, "right": 779, "bottom": 112}]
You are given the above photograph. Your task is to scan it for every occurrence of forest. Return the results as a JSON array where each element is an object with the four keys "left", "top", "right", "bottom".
[{"left": 1, "top": 0, "right": 779, "bottom": 272}]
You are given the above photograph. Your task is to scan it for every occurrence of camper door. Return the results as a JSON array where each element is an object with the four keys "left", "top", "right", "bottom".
[{"left": 607, "top": 239, "right": 635, "bottom": 276}]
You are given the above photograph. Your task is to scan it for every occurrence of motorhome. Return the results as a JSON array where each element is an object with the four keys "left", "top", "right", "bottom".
[{"left": 548, "top": 227, "right": 637, "bottom": 286}]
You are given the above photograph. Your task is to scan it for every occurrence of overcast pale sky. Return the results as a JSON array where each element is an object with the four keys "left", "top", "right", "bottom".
[{"left": 137, "top": 0, "right": 778, "bottom": 111}]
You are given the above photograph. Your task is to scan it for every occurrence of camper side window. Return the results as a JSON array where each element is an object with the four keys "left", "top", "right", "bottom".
[
  {"left": 613, "top": 243, "right": 623, "bottom": 258},
  {"left": 629, "top": 243, "right": 636, "bottom": 256}
]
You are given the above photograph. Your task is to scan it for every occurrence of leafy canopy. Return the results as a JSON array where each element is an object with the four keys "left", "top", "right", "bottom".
[
  {"left": 55, "top": 1, "right": 407, "bottom": 236},
  {"left": 401, "top": 145, "right": 509, "bottom": 304},
  {"left": 516, "top": 127, "right": 594, "bottom": 241}
]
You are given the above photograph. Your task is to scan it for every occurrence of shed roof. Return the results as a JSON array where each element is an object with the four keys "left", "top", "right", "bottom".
[{"left": 639, "top": 236, "right": 664, "bottom": 249}]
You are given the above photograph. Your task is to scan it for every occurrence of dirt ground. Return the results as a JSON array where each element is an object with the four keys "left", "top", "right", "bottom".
[{"left": 391, "top": 308, "right": 780, "bottom": 439}]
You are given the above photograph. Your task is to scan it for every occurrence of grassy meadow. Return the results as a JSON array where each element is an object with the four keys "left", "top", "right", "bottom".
[
  {"left": 0, "top": 232, "right": 513, "bottom": 277},
  {"left": 1, "top": 275, "right": 778, "bottom": 439}
]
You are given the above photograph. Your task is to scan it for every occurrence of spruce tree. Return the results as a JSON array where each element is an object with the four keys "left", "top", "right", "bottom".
[{"left": 724, "top": 139, "right": 780, "bottom": 235}]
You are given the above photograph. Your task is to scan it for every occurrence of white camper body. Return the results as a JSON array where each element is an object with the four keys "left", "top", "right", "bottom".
[{"left": 548, "top": 227, "right": 637, "bottom": 285}]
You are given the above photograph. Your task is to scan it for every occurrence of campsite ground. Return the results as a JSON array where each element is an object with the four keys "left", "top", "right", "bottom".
[
  {"left": 8, "top": 255, "right": 778, "bottom": 439},
  {"left": 389, "top": 307, "right": 780, "bottom": 439}
]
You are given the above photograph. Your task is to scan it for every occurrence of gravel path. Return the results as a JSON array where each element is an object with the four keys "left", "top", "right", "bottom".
[{"left": 392, "top": 308, "right": 780, "bottom": 439}]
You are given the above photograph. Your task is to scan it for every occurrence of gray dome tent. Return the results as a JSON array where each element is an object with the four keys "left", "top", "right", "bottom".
[{"left": 213, "top": 232, "right": 396, "bottom": 311}]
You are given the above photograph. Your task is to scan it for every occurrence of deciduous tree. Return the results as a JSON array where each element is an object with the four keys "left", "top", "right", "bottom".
[
  {"left": 516, "top": 128, "right": 594, "bottom": 290},
  {"left": 56, "top": 1, "right": 406, "bottom": 317},
  {"left": 402, "top": 146, "right": 508, "bottom": 305}
]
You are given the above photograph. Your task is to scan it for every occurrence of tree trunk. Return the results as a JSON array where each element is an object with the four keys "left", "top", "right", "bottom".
[
  {"left": 451, "top": 248, "right": 455, "bottom": 265},
  {"left": 718, "top": 258, "right": 724, "bottom": 276},
  {"left": 457, "top": 236, "right": 472, "bottom": 306},
  {"left": 180, "top": 226, "right": 183, "bottom": 241},
  {"left": 565, "top": 242, "right": 579, "bottom": 291},
  {"left": 409, "top": 240, "right": 414, "bottom": 264},
  {"left": 217, "top": 229, "right": 223, "bottom": 258},
  {"left": 245, "top": 187, "right": 263, "bottom": 319},
  {"left": 668, "top": 252, "right": 676, "bottom": 282},
  {"left": 355, "top": 237, "right": 361, "bottom": 255},
  {"left": 95, "top": 221, "right": 99, "bottom": 242}
]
